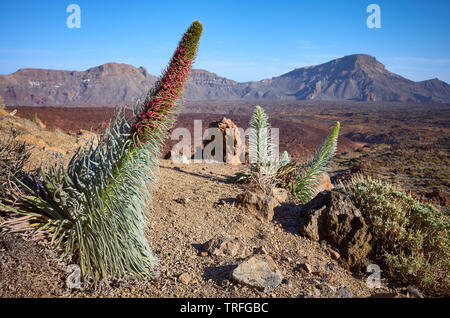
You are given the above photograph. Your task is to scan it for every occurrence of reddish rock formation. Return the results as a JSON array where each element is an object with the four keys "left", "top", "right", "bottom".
[{"left": 203, "top": 117, "right": 245, "bottom": 165}]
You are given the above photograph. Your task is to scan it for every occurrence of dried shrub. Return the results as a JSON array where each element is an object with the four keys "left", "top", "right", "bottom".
[{"left": 0, "top": 137, "right": 31, "bottom": 205}]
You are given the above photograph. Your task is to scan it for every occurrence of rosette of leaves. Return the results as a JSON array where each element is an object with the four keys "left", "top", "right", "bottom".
[{"left": 1, "top": 21, "right": 203, "bottom": 281}]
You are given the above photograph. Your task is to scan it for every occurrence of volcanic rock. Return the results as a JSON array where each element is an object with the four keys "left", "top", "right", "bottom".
[
  {"left": 234, "top": 190, "right": 278, "bottom": 222},
  {"left": 299, "top": 190, "right": 373, "bottom": 271}
]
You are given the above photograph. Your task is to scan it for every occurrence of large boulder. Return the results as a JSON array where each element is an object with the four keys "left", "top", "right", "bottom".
[
  {"left": 299, "top": 190, "right": 373, "bottom": 271},
  {"left": 234, "top": 190, "right": 278, "bottom": 222}
]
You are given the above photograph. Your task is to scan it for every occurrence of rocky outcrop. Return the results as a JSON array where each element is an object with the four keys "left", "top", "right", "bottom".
[
  {"left": 203, "top": 117, "right": 244, "bottom": 165},
  {"left": 299, "top": 190, "right": 373, "bottom": 270}
]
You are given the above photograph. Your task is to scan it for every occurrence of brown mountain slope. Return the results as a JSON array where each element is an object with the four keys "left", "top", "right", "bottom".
[{"left": 1, "top": 54, "right": 449, "bottom": 105}]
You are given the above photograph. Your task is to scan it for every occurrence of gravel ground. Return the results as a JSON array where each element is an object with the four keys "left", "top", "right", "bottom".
[{"left": 1, "top": 160, "right": 399, "bottom": 298}]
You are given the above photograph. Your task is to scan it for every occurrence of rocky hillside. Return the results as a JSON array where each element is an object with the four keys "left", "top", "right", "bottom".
[
  {"left": 260, "top": 54, "right": 450, "bottom": 102},
  {"left": 0, "top": 63, "right": 158, "bottom": 106},
  {"left": 1, "top": 54, "right": 449, "bottom": 105}
]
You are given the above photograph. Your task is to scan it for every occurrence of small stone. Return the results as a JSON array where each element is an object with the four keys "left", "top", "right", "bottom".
[
  {"left": 297, "top": 263, "right": 313, "bottom": 273},
  {"left": 234, "top": 190, "right": 278, "bottom": 222},
  {"left": 254, "top": 246, "right": 269, "bottom": 255},
  {"left": 175, "top": 197, "right": 189, "bottom": 204},
  {"left": 328, "top": 248, "right": 340, "bottom": 260},
  {"left": 336, "top": 286, "right": 354, "bottom": 298},
  {"left": 311, "top": 287, "right": 321, "bottom": 297},
  {"left": 150, "top": 265, "right": 167, "bottom": 280},
  {"left": 220, "top": 279, "right": 231, "bottom": 288},
  {"left": 312, "top": 271, "right": 323, "bottom": 277},
  {"left": 203, "top": 237, "right": 251, "bottom": 258},
  {"left": 326, "top": 262, "right": 336, "bottom": 271},
  {"left": 231, "top": 254, "right": 283, "bottom": 293},
  {"left": 282, "top": 278, "right": 293, "bottom": 288},
  {"left": 199, "top": 251, "right": 208, "bottom": 257},
  {"left": 178, "top": 273, "right": 191, "bottom": 285},
  {"left": 281, "top": 256, "right": 292, "bottom": 263},
  {"left": 406, "top": 285, "right": 424, "bottom": 298}
]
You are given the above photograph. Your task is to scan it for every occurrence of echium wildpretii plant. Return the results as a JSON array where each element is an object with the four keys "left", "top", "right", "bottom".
[
  {"left": 234, "top": 105, "right": 340, "bottom": 204},
  {"left": 2, "top": 21, "right": 203, "bottom": 281},
  {"left": 234, "top": 105, "right": 279, "bottom": 184},
  {"left": 248, "top": 105, "right": 279, "bottom": 175}
]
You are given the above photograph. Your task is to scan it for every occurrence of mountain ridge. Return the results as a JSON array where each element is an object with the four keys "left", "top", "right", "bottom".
[{"left": 1, "top": 54, "right": 449, "bottom": 106}]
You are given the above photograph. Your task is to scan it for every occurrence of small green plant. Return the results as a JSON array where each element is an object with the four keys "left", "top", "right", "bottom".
[
  {"left": 336, "top": 174, "right": 449, "bottom": 295},
  {"left": 292, "top": 122, "right": 340, "bottom": 203},
  {"left": 2, "top": 21, "right": 203, "bottom": 281},
  {"left": 234, "top": 105, "right": 340, "bottom": 203}
]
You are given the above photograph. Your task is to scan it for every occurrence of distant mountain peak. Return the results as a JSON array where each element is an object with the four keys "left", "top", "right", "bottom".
[
  {"left": 1, "top": 55, "right": 449, "bottom": 105},
  {"left": 330, "top": 54, "right": 385, "bottom": 72},
  {"left": 342, "top": 53, "right": 380, "bottom": 64}
]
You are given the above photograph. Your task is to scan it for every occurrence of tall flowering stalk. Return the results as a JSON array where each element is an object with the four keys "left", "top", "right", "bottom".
[
  {"left": 2, "top": 21, "right": 203, "bottom": 281},
  {"left": 132, "top": 23, "right": 202, "bottom": 142}
]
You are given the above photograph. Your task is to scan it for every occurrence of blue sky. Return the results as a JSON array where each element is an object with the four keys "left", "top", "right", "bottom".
[{"left": 1, "top": 0, "right": 449, "bottom": 82}]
